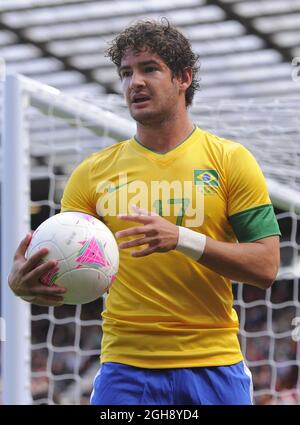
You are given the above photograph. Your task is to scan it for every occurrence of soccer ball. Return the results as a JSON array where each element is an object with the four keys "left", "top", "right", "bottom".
[{"left": 27, "top": 212, "right": 119, "bottom": 305}]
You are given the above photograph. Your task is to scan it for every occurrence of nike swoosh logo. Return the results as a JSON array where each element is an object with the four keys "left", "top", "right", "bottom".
[{"left": 107, "top": 181, "right": 133, "bottom": 193}]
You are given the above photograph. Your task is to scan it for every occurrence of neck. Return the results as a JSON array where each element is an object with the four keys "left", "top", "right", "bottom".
[{"left": 135, "top": 113, "right": 194, "bottom": 154}]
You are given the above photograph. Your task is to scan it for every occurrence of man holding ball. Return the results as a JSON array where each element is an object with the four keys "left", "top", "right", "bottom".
[{"left": 9, "top": 19, "right": 281, "bottom": 405}]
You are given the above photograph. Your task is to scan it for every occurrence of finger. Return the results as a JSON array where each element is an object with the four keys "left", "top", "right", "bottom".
[
  {"left": 23, "top": 263, "right": 67, "bottom": 296},
  {"left": 14, "top": 233, "right": 32, "bottom": 259},
  {"left": 25, "top": 284, "right": 67, "bottom": 297},
  {"left": 119, "top": 237, "right": 156, "bottom": 249},
  {"left": 32, "top": 295, "right": 65, "bottom": 307},
  {"left": 116, "top": 225, "right": 152, "bottom": 239},
  {"left": 131, "top": 246, "right": 157, "bottom": 257},
  {"left": 131, "top": 205, "right": 158, "bottom": 216},
  {"left": 20, "top": 257, "right": 57, "bottom": 280},
  {"left": 117, "top": 213, "right": 153, "bottom": 225},
  {"left": 21, "top": 247, "right": 50, "bottom": 274}
]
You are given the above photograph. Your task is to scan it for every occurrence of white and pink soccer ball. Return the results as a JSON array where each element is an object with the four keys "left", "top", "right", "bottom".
[{"left": 27, "top": 212, "right": 119, "bottom": 305}]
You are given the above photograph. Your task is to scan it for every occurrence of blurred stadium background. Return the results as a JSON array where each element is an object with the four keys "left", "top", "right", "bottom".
[{"left": 0, "top": 0, "right": 300, "bottom": 405}]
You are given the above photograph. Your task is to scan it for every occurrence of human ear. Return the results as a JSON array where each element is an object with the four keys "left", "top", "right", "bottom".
[{"left": 179, "top": 67, "right": 193, "bottom": 92}]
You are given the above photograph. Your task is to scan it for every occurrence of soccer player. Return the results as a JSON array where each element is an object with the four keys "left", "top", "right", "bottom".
[{"left": 9, "top": 20, "right": 281, "bottom": 405}]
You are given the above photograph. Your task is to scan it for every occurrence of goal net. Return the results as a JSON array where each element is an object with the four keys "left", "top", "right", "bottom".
[{"left": 1, "top": 75, "right": 299, "bottom": 405}]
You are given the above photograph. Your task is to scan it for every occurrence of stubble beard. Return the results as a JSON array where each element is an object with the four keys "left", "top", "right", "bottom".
[{"left": 129, "top": 102, "right": 178, "bottom": 127}]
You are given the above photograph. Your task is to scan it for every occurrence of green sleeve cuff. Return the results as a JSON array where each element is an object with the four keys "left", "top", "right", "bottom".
[{"left": 229, "top": 204, "right": 281, "bottom": 242}]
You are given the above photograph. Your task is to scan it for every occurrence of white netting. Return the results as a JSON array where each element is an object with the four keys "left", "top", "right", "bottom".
[
  {"left": 193, "top": 98, "right": 300, "bottom": 281},
  {"left": 193, "top": 99, "right": 300, "bottom": 405},
  {"left": 1, "top": 76, "right": 300, "bottom": 404}
]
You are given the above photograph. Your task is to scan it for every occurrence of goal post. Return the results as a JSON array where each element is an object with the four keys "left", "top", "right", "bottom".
[
  {"left": 1, "top": 74, "right": 299, "bottom": 404},
  {"left": 1, "top": 74, "right": 32, "bottom": 404},
  {"left": 1, "top": 74, "right": 134, "bottom": 405}
]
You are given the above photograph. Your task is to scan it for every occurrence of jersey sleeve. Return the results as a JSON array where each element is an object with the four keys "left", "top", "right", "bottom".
[
  {"left": 60, "top": 154, "right": 98, "bottom": 217},
  {"left": 226, "top": 144, "right": 281, "bottom": 242}
]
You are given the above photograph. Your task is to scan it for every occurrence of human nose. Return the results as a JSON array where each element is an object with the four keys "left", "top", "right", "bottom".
[{"left": 129, "top": 70, "right": 145, "bottom": 89}]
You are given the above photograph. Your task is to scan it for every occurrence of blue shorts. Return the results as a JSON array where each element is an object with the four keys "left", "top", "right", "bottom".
[{"left": 90, "top": 361, "right": 253, "bottom": 405}]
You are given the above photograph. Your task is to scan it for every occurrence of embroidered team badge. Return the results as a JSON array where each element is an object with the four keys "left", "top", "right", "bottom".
[{"left": 194, "top": 170, "right": 219, "bottom": 194}]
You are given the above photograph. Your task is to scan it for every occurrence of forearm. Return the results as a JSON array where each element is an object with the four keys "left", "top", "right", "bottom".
[
  {"left": 199, "top": 237, "right": 278, "bottom": 289},
  {"left": 115, "top": 209, "right": 279, "bottom": 289},
  {"left": 176, "top": 226, "right": 279, "bottom": 289}
]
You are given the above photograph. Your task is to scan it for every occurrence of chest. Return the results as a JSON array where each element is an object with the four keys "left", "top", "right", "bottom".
[{"left": 92, "top": 151, "right": 228, "bottom": 233}]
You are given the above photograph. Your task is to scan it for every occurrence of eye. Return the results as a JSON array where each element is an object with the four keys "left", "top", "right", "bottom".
[
  {"left": 120, "top": 70, "right": 131, "bottom": 79},
  {"left": 145, "top": 66, "right": 157, "bottom": 73}
]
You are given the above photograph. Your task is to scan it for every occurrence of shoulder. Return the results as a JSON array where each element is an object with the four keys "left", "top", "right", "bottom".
[
  {"left": 197, "top": 128, "right": 255, "bottom": 167},
  {"left": 82, "top": 139, "right": 131, "bottom": 170},
  {"left": 198, "top": 127, "right": 242, "bottom": 154},
  {"left": 93, "top": 139, "right": 131, "bottom": 158}
]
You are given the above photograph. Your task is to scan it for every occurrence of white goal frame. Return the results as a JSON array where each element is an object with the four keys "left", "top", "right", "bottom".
[
  {"left": 1, "top": 74, "right": 300, "bottom": 404},
  {"left": 1, "top": 74, "right": 134, "bottom": 404}
]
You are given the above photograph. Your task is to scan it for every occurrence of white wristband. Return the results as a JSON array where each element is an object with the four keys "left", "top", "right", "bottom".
[{"left": 176, "top": 226, "right": 207, "bottom": 261}]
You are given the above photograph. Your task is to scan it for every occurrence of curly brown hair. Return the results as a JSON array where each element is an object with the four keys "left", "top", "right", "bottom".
[{"left": 105, "top": 19, "right": 200, "bottom": 107}]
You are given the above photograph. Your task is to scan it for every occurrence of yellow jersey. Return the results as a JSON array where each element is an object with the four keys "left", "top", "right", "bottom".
[{"left": 61, "top": 127, "right": 281, "bottom": 368}]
